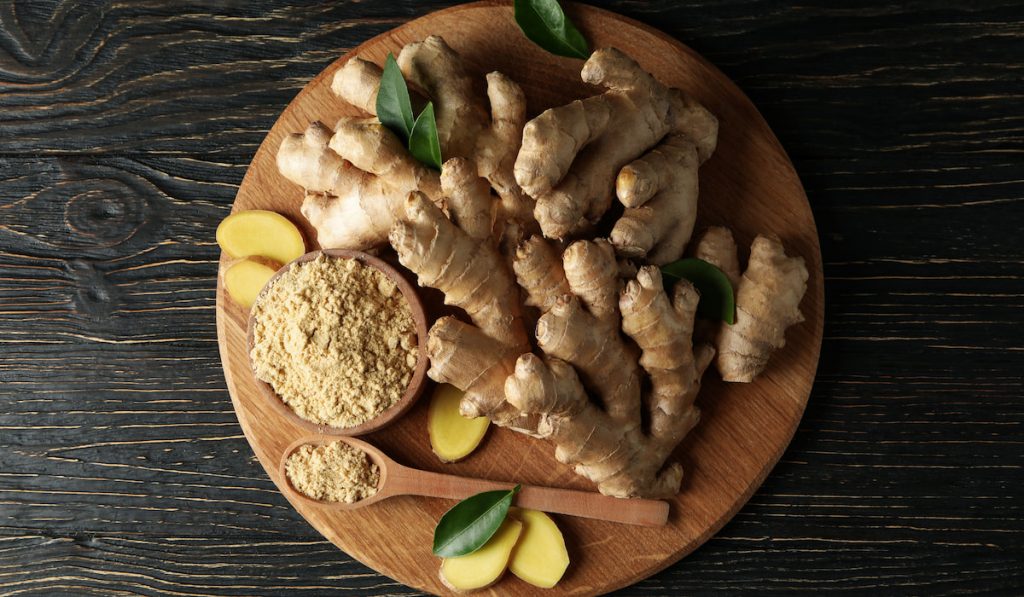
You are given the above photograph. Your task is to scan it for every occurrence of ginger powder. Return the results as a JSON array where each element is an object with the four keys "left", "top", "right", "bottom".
[
  {"left": 250, "top": 255, "right": 417, "bottom": 428},
  {"left": 286, "top": 441, "right": 379, "bottom": 503}
]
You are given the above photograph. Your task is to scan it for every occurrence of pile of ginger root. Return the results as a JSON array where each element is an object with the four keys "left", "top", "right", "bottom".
[{"left": 276, "top": 36, "right": 809, "bottom": 499}]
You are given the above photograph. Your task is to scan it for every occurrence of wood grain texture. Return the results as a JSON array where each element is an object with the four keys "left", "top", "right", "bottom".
[{"left": 1, "top": 0, "right": 1022, "bottom": 595}]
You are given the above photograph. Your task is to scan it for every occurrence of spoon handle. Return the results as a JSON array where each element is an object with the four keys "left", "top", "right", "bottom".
[{"left": 387, "top": 465, "right": 669, "bottom": 527}]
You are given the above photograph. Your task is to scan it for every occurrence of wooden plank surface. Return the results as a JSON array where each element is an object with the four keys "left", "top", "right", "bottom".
[{"left": 1, "top": 0, "right": 1021, "bottom": 594}]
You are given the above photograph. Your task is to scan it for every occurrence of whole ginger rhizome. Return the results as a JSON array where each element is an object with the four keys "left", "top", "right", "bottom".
[{"left": 250, "top": 255, "right": 418, "bottom": 428}]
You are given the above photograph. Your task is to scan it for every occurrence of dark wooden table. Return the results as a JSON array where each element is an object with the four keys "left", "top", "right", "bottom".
[{"left": 1, "top": 1, "right": 1021, "bottom": 594}]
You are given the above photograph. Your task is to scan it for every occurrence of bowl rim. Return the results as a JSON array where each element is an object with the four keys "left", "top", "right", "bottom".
[{"left": 245, "top": 248, "right": 430, "bottom": 437}]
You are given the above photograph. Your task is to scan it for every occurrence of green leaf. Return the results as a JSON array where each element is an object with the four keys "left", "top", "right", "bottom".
[
  {"left": 376, "top": 52, "right": 415, "bottom": 142},
  {"left": 661, "top": 258, "right": 736, "bottom": 325},
  {"left": 514, "top": 0, "right": 590, "bottom": 59},
  {"left": 432, "top": 485, "right": 520, "bottom": 558},
  {"left": 408, "top": 102, "right": 442, "bottom": 170}
]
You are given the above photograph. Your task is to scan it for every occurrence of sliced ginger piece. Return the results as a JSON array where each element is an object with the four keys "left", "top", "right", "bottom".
[
  {"left": 428, "top": 384, "right": 490, "bottom": 462},
  {"left": 223, "top": 258, "right": 277, "bottom": 309},
  {"left": 440, "top": 518, "right": 522, "bottom": 592},
  {"left": 508, "top": 508, "right": 570, "bottom": 589},
  {"left": 216, "top": 210, "right": 306, "bottom": 265}
]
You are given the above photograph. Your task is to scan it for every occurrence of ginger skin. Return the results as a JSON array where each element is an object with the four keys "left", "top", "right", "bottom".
[
  {"left": 277, "top": 120, "right": 441, "bottom": 250},
  {"left": 715, "top": 234, "right": 809, "bottom": 382},
  {"left": 283, "top": 36, "right": 532, "bottom": 251},
  {"left": 516, "top": 49, "right": 674, "bottom": 239},
  {"left": 413, "top": 224, "right": 713, "bottom": 496},
  {"left": 440, "top": 157, "right": 497, "bottom": 242},
  {"left": 391, "top": 192, "right": 528, "bottom": 352},
  {"left": 693, "top": 226, "right": 742, "bottom": 288},
  {"left": 513, "top": 236, "right": 570, "bottom": 313},
  {"left": 398, "top": 36, "right": 487, "bottom": 161},
  {"left": 331, "top": 57, "right": 383, "bottom": 115},
  {"left": 514, "top": 49, "right": 718, "bottom": 265},
  {"left": 503, "top": 266, "right": 713, "bottom": 498},
  {"left": 611, "top": 134, "right": 699, "bottom": 264},
  {"left": 392, "top": 187, "right": 719, "bottom": 497}
]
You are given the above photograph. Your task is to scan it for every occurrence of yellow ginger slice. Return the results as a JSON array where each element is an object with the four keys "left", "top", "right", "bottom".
[
  {"left": 439, "top": 518, "right": 523, "bottom": 592},
  {"left": 508, "top": 508, "right": 570, "bottom": 589},
  {"left": 428, "top": 384, "right": 490, "bottom": 463},
  {"left": 223, "top": 259, "right": 276, "bottom": 309},
  {"left": 216, "top": 210, "right": 305, "bottom": 265}
]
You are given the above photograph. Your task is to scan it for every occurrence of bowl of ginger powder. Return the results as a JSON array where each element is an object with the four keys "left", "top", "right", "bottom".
[{"left": 247, "top": 250, "right": 429, "bottom": 435}]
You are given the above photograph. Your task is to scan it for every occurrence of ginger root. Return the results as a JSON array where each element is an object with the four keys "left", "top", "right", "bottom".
[
  {"left": 223, "top": 258, "right": 276, "bottom": 309},
  {"left": 216, "top": 210, "right": 305, "bottom": 265},
  {"left": 514, "top": 48, "right": 717, "bottom": 266},
  {"left": 289, "top": 36, "right": 533, "bottom": 253},
  {"left": 716, "top": 234, "right": 809, "bottom": 382},
  {"left": 391, "top": 192, "right": 528, "bottom": 352},
  {"left": 508, "top": 508, "right": 569, "bottom": 589},
  {"left": 439, "top": 518, "right": 523, "bottom": 592},
  {"left": 277, "top": 118, "right": 442, "bottom": 250},
  {"left": 611, "top": 132, "right": 700, "bottom": 264},
  {"left": 504, "top": 264, "right": 714, "bottom": 498},
  {"left": 693, "top": 226, "right": 742, "bottom": 288},
  {"left": 428, "top": 384, "right": 490, "bottom": 463},
  {"left": 392, "top": 192, "right": 539, "bottom": 435}
]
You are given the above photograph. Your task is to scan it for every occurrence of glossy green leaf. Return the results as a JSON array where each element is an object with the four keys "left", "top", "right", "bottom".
[
  {"left": 432, "top": 485, "right": 520, "bottom": 558},
  {"left": 514, "top": 0, "right": 590, "bottom": 59},
  {"left": 661, "top": 258, "right": 736, "bottom": 325},
  {"left": 408, "top": 102, "right": 442, "bottom": 170},
  {"left": 376, "top": 52, "right": 415, "bottom": 142}
]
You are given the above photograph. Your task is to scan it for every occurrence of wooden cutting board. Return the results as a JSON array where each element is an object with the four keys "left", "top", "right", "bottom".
[{"left": 215, "top": 1, "right": 824, "bottom": 594}]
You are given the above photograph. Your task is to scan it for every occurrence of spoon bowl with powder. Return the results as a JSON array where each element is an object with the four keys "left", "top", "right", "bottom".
[
  {"left": 280, "top": 435, "right": 671, "bottom": 527},
  {"left": 247, "top": 249, "right": 430, "bottom": 436}
]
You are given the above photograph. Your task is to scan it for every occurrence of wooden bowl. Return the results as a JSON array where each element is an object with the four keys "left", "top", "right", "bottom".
[
  {"left": 216, "top": 2, "right": 825, "bottom": 594},
  {"left": 245, "top": 249, "right": 430, "bottom": 437}
]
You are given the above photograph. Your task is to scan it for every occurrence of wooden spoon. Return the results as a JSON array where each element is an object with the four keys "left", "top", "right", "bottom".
[{"left": 280, "top": 436, "right": 670, "bottom": 527}]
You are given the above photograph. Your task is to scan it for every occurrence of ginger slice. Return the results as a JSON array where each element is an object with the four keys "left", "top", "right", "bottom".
[
  {"left": 216, "top": 210, "right": 305, "bottom": 265},
  {"left": 428, "top": 384, "right": 490, "bottom": 463},
  {"left": 508, "top": 508, "right": 570, "bottom": 589},
  {"left": 223, "top": 259, "right": 276, "bottom": 309},
  {"left": 439, "top": 518, "right": 523, "bottom": 592}
]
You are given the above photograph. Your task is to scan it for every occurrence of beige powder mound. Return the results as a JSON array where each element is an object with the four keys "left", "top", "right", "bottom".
[
  {"left": 285, "top": 441, "right": 379, "bottom": 503},
  {"left": 250, "top": 255, "right": 418, "bottom": 428}
]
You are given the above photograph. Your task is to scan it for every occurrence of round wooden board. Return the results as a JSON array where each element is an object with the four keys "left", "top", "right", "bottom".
[{"left": 216, "top": 2, "right": 825, "bottom": 595}]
